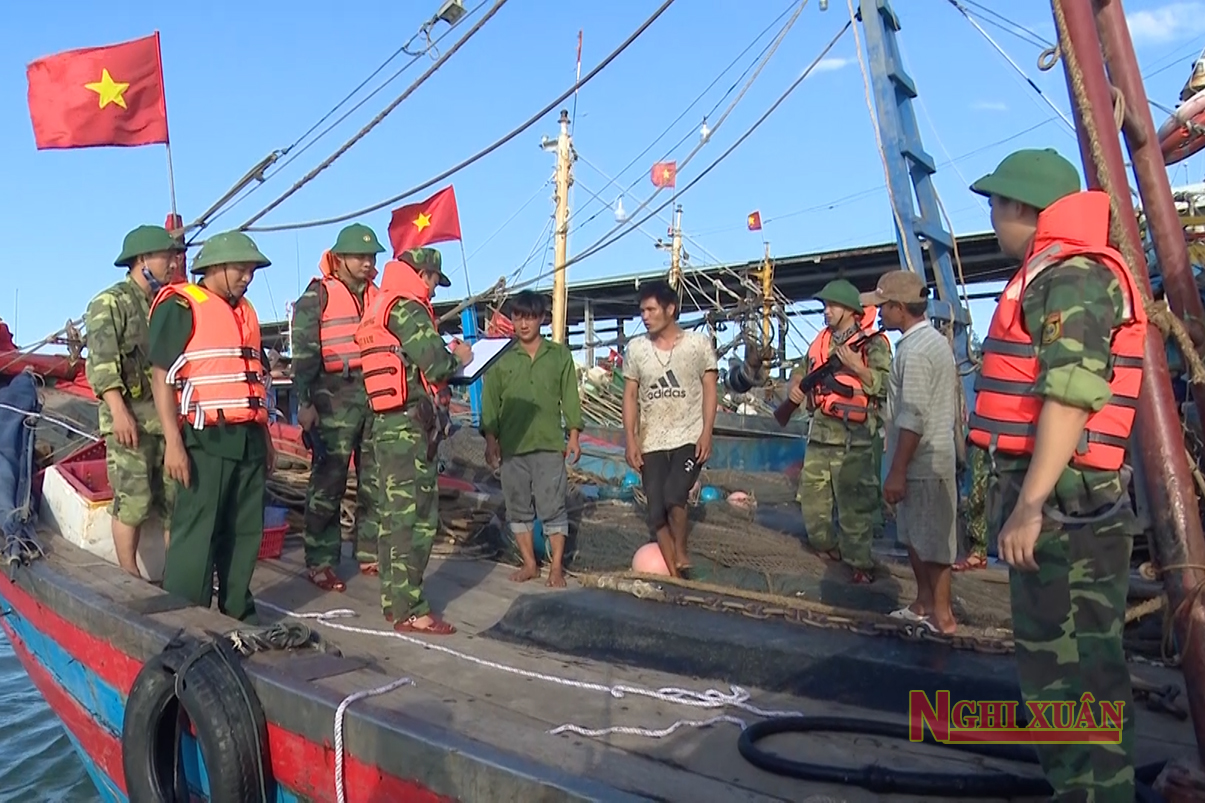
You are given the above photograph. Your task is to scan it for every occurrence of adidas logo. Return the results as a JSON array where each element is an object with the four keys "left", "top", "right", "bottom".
[{"left": 645, "top": 370, "right": 688, "bottom": 400}]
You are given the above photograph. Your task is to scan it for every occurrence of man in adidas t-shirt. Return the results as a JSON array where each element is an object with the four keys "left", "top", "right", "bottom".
[{"left": 622, "top": 280, "right": 718, "bottom": 578}]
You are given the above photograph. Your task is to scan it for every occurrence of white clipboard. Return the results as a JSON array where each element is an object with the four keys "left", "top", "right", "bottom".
[{"left": 442, "top": 336, "right": 514, "bottom": 385}]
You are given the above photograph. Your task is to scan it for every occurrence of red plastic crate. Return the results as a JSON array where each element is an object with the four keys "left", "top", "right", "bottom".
[
  {"left": 258, "top": 524, "right": 287, "bottom": 560},
  {"left": 57, "top": 459, "right": 114, "bottom": 503}
]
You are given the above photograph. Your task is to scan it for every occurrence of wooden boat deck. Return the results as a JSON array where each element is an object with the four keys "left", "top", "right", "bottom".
[{"left": 30, "top": 527, "right": 1200, "bottom": 802}]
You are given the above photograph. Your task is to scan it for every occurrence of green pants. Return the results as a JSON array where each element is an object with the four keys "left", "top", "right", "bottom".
[
  {"left": 162, "top": 445, "right": 266, "bottom": 623},
  {"left": 302, "top": 398, "right": 369, "bottom": 569},
  {"left": 366, "top": 411, "right": 438, "bottom": 621},
  {"left": 799, "top": 441, "right": 878, "bottom": 570},
  {"left": 992, "top": 471, "right": 1136, "bottom": 802}
]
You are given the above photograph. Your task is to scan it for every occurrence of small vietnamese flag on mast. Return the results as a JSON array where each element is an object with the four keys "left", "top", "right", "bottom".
[
  {"left": 388, "top": 186, "right": 463, "bottom": 257},
  {"left": 26, "top": 33, "right": 169, "bottom": 150},
  {"left": 651, "top": 161, "right": 677, "bottom": 188},
  {"left": 747, "top": 210, "right": 763, "bottom": 231}
]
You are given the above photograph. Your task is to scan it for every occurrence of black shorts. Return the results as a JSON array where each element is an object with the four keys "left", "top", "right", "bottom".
[{"left": 640, "top": 443, "right": 704, "bottom": 530}]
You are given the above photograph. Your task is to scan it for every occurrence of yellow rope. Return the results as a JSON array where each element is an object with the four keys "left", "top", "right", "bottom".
[{"left": 1050, "top": 0, "right": 1205, "bottom": 383}]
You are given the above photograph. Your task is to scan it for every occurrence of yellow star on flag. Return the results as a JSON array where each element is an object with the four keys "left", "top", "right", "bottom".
[
  {"left": 662, "top": 168, "right": 672, "bottom": 180},
  {"left": 413, "top": 212, "right": 431, "bottom": 231},
  {"left": 84, "top": 69, "right": 130, "bottom": 110}
]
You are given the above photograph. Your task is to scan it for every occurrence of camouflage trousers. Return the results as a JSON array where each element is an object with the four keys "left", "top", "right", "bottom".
[
  {"left": 302, "top": 399, "right": 371, "bottom": 570},
  {"left": 105, "top": 433, "right": 176, "bottom": 528},
  {"left": 990, "top": 471, "right": 1137, "bottom": 802},
  {"left": 963, "top": 445, "right": 989, "bottom": 557},
  {"left": 799, "top": 441, "right": 878, "bottom": 570},
  {"left": 364, "top": 411, "right": 439, "bottom": 621}
]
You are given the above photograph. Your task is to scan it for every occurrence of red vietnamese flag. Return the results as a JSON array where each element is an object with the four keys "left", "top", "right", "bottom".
[
  {"left": 26, "top": 33, "right": 170, "bottom": 150},
  {"left": 651, "top": 161, "right": 677, "bottom": 188},
  {"left": 388, "top": 186, "right": 463, "bottom": 256},
  {"left": 747, "top": 210, "right": 762, "bottom": 231}
]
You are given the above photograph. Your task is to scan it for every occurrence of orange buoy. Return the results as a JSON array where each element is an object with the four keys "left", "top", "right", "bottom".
[
  {"left": 631, "top": 543, "right": 670, "bottom": 575},
  {"left": 1158, "top": 92, "right": 1205, "bottom": 166}
]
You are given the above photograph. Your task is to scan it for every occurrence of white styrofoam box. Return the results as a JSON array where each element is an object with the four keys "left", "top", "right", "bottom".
[{"left": 39, "top": 465, "right": 167, "bottom": 581}]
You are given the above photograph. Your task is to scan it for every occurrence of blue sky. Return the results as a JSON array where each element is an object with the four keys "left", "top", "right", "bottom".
[{"left": 3, "top": 0, "right": 1205, "bottom": 359}]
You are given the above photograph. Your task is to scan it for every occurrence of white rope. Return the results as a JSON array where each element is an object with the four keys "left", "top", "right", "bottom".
[
  {"left": 256, "top": 602, "right": 805, "bottom": 741},
  {"left": 333, "top": 676, "right": 414, "bottom": 803}
]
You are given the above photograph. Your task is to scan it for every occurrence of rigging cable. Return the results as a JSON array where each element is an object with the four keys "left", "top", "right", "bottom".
[
  {"left": 203, "top": 2, "right": 491, "bottom": 230},
  {"left": 568, "top": 0, "right": 808, "bottom": 258},
  {"left": 559, "top": 20, "right": 853, "bottom": 272},
  {"left": 945, "top": 0, "right": 1076, "bottom": 133},
  {"left": 564, "top": 0, "right": 803, "bottom": 231},
  {"left": 236, "top": 0, "right": 513, "bottom": 233},
  {"left": 242, "top": 0, "right": 681, "bottom": 234}
]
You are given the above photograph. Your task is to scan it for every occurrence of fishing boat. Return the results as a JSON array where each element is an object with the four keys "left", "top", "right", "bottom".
[{"left": 5, "top": 0, "right": 1205, "bottom": 800}]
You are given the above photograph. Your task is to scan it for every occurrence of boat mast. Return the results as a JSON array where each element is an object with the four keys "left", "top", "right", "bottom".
[
  {"left": 758, "top": 242, "right": 774, "bottom": 360},
  {"left": 550, "top": 109, "right": 574, "bottom": 343},
  {"left": 669, "top": 204, "right": 683, "bottom": 291}
]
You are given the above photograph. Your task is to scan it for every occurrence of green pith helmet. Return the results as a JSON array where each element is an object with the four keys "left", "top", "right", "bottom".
[
  {"left": 969, "top": 148, "right": 1082, "bottom": 211},
  {"left": 190, "top": 231, "right": 272, "bottom": 274},
  {"left": 814, "top": 279, "right": 863, "bottom": 314},
  {"left": 331, "top": 223, "right": 385, "bottom": 255},
  {"left": 114, "top": 225, "right": 184, "bottom": 267},
  {"left": 397, "top": 247, "right": 451, "bottom": 287}
]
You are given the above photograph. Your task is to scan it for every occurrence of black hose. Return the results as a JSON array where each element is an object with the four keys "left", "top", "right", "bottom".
[{"left": 737, "top": 715, "right": 1169, "bottom": 800}]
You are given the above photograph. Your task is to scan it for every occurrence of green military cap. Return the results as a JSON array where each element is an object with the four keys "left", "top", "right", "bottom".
[
  {"left": 114, "top": 225, "right": 185, "bottom": 267},
  {"left": 397, "top": 247, "right": 451, "bottom": 287},
  {"left": 814, "top": 279, "right": 863, "bottom": 313},
  {"left": 331, "top": 223, "right": 385, "bottom": 255},
  {"left": 191, "top": 231, "right": 272, "bottom": 274},
  {"left": 970, "top": 148, "right": 1082, "bottom": 211}
]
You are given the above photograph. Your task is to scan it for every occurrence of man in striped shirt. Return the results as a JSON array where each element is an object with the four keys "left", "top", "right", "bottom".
[{"left": 862, "top": 271, "right": 960, "bottom": 634}]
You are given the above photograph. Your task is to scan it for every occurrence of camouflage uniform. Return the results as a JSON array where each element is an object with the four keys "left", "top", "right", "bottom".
[
  {"left": 291, "top": 224, "right": 384, "bottom": 571},
  {"left": 794, "top": 280, "right": 891, "bottom": 573},
  {"left": 364, "top": 248, "right": 459, "bottom": 621},
  {"left": 971, "top": 151, "right": 1140, "bottom": 802},
  {"left": 85, "top": 225, "right": 184, "bottom": 528}
]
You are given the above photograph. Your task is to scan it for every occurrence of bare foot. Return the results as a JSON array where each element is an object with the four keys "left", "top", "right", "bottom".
[
  {"left": 510, "top": 563, "right": 540, "bottom": 583},
  {"left": 546, "top": 568, "right": 567, "bottom": 588}
]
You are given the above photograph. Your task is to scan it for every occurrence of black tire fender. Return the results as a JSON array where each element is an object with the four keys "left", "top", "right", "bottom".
[{"left": 122, "top": 640, "right": 274, "bottom": 803}]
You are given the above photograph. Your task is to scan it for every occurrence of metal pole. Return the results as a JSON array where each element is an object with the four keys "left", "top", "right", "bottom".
[
  {"left": 460, "top": 307, "right": 483, "bottom": 427},
  {"left": 1055, "top": 0, "right": 1205, "bottom": 759}
]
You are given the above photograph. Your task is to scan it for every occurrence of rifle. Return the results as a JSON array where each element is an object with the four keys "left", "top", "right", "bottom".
[{"left": 773, "top": 329, "right": 884, "bottom": 427}]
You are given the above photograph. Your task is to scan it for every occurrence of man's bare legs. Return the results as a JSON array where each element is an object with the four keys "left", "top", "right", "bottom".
[
  {"left": 667, "top": 506, "right": 691, "bottom": 573},
  {"left": 510, "top": 527, "right": 540, "bottom": 582},
  {"left": 905, "top": 546, "right": 931, "bottom": 616},
  {"left": 112, "top": 520, "right": 142, "bottom": 577},
  {"left": 654, "top": 526, "right": 680, "bottom": 579},
  {"left": 546, "top": 533, "right": 567, "bottom": 587},
  {"left": 926, "top": 561, "right": 956, "bottom": 633}
]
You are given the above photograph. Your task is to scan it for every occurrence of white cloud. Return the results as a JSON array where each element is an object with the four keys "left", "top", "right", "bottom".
[
  {"left": 1127, "top": 2, "right": 1205, "bottom": 44},
  {"left": 813, "top": 57, "right": 852, "bottom": 73},
  {"left": 971, "top": 101, "right": 1009, "bottom": 111}
]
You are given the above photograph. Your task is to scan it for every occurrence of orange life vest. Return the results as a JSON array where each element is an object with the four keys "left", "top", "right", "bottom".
[
  {"left": 150, "top": 282, "right": 269, "bottom": 430},
  {"left": 805, "top": 306, "right": 885, "bottom": 425},
  {"left": 967, "top": 190, "right": 1147, "bottom": 472},
  {"left": 318, "top": 276, "right": 378, "bottom": 374},
  {"left": 354, "top": 260, "right": 442, "bottom": 413}
]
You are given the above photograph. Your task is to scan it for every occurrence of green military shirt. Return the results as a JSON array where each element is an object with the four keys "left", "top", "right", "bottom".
[
  {"left": 147, "top": 293, "right": 268, "bottom": 462},
  {"left": 289, "top": 277, "right": 370, "bottom": 407},
  {"left": 480, "top": 337, "right": 583, "bottom": 459},
  {"left": 993, "top": 256, "right": 1129, "bottom": 513},
  {"left": 386, "top": 299, "right": 460, "bottom": 402},
  {"left": 791, "top": 327, "right": 891, "bottom": 447},
  {"left": 84, "top": 275, "right": 162, "bottom": 437}
]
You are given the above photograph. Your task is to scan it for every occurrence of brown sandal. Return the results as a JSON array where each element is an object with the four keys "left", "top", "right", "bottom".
[
  {"left": 394, "top": 615, "right": 456, "bottom": 635},
  {"left": 359, "top": 562, "right": 379, "bottom": 576},
  {"left": 953, "top": 554, "right": 988, "bottom": 572},
  {"left": 851, "top": 570, "right": 874, "bottom": 585},
  {"left": 308, "top": 567, "right": 346, "bottom": 592}
]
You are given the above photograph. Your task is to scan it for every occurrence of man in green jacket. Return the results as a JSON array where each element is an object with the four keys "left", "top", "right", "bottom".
[
  {"left": 481, "top": 290, "right": 583, "bottom": 587},
  {"left": 85, "top": 225, "right": 185, "bottom": 578},
  {"left": 149, "top": 231, "right": 276, "bottom": 623}
]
